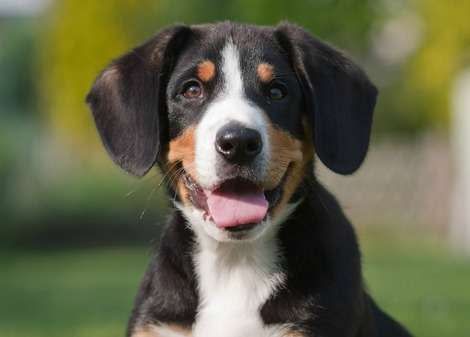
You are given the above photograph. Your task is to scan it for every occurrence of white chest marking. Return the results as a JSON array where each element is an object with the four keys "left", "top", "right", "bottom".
[
  {"left": 192, "top": 236, "right": 285, "bottom": 337},
  {"left": 176, "top": 201, "right": 301, "bottom": 337}
]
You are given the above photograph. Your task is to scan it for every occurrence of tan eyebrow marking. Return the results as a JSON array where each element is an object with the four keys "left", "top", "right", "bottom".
[
  {"left": 257, "top": 63, "right": 274, "bottom": 83},
  {"left": 197, "top": 60, "right": 216, "bottom": 82}
]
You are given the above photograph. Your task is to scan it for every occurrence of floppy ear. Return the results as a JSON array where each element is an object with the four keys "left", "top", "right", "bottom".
[
  {"left": 86, "top": 25, "right": 192, "bottom": 176},
  {"left": 274, "top": 23, "right": 378, "bottom": 174}
]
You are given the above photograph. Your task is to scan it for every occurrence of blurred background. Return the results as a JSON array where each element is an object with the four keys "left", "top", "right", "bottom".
[{"left": 1, "top": 0, "right": 469, "bottom": 336}]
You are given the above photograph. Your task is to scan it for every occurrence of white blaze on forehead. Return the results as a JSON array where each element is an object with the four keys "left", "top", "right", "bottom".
[
  {"left": 194, "top": 40, "right": 270, "bottom": 188},
  {"left": 221, "top": 41, "right": 244, "bottom": 95}
]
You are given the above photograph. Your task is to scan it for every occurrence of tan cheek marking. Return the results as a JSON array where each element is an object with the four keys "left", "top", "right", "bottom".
[
  {"left": 257, "top": 63, "right": 274, "bottom": 83},
  {"left": 167, "top": 324, "right": 192, "bottom": 336},
  {"left": 167, "top": 127, "right": 195, "bottom": 160},
  {"left": 264, "top": 124, "right": 303, "bottom": 190},
  {"left": 132, "top": 324, "right": 192, "bottom": 337},
  {"left": 269, "top": 123, "right": 314, "bottom": 219},
  {"left": 282, "top": 331, "right": 307, "bottom": 337},
  {"left": 197, "top": 60, "right": 216, "bottom": 82},
  {"left": 132, "top": 330, "right": 156, "bottom": 337},
  {"left": 176, "top": 177, "right": 191, "bottom": 206},
  {"left": 166, "top": 127, "right": 197, "bottom": 205}
]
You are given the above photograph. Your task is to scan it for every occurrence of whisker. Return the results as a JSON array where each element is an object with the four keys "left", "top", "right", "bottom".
[
  {"left": 165, "top": 165, "right": 186, "bottom": 185},
  {"left": 156, "top": 161, "right": 181, "bottom": 187},
  {"left": 135, "top": 161, "right": 183, "bottom": 222},
  {"left": 138, "top": 180, "right": 160, "bottom": 222},
  {"left": 137, "top": 162, "right": 199, "bottom": 215},
  {"left": 124, "top": 171, "right": 160, "bottom": 198}
]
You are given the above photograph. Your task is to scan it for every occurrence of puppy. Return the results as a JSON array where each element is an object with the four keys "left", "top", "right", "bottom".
[{"left": 87, "top": 21, "right": 412, "bottom": 337}]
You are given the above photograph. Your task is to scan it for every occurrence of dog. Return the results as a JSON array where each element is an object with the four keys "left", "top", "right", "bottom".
[{"left": 86, "top": 21, "right": 412, "bottom": 337}]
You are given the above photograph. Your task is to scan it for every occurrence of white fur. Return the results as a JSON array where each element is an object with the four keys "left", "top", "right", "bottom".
[
  {"left": 176, "top": 202, "right": 300, "bottom": 337},
  {"left": 144, "top": 324, "right": 189, "bottom": 337},
  {"left": 194, "top": 40, "right": 270, "bottom": 190},
  {"left": 192, "top": 239, "right": 283, "bottom": 337}
]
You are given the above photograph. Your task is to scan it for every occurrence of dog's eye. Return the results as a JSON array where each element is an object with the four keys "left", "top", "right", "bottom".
[
  {"left": 182, "top": 80, "right": 203, "bottom": 99},
  {"left": 267, "top": 82, "right": 287, "bottom": 101}
]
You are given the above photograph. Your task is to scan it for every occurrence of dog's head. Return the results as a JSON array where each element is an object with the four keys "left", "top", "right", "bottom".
[{"left": 87, "top": 22, "right": 377, "bottom": 242}]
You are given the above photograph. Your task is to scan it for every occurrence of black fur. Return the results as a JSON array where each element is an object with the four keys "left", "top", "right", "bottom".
[
  {"left": 86, "top": 25, "right": 192, "bottom": 176},
  {"left": 275, "top": 23, "right": 377, "bottom": 174},
  {"left": 87, "top": 21, "right": 411, "bottom": 337},
  {"left": 126, "top": 212, "right": 198, "bottom": 334}
]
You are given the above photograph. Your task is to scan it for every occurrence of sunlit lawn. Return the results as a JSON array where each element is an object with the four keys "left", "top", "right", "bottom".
[{"left": 1, "top": 230, "right": 469, "bottom": 337}]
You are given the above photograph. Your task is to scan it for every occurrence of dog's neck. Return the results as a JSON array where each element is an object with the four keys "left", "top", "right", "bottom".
[
  {"left": 187, "top": 202, "right": 300, "bottom": 337},
  {"left": 153, "top": 176, "right": 355, "bottom": 336},
  {"left": 170, "top": 168, "right": 308, "bottom": 337}
]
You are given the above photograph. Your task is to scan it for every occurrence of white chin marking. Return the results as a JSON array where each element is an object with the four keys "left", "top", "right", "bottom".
[
  {"left": 176, "top": 201, "right": 299, "bottom": 244},
  {"left": 194, "top": 40, "right": 270, "bottom": 189}
]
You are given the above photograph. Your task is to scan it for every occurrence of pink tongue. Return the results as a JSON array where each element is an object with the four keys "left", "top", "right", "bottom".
[{"left": 204, "top": 185, "right": 268, "bottom": 228}]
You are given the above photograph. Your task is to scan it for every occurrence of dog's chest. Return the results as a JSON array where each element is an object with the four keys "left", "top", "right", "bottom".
[{"left": 192, "top": 239, "right": 288, "bottom": 337}]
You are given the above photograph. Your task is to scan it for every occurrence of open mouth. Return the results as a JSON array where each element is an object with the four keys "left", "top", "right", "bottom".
[{"left": 182, "top": 167, "right": 289, "bottom": 232}]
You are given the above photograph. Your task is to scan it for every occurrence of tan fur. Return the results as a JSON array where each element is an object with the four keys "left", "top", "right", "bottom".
[
  {"left": 167, "top": 324, "right": 192, "bottom": 336},
  {"left": 197, "top": 60, "right": 216, "bottom": 82},
  {"left": 257, "top": 63, "right": 274, "bottom": 83},
  {"left": 132, "top": 324, "right": 192, "bottom": 337},
  {"left": 264, "top": 124, "right": 303, "bottom": 190},
  {"left": 266, "top": 121, "right": 313, "bottom": 219},
  {"left": 167, "top": 127, "right": 196, "bottom": 176},
  {"left": 166, "top": 127, "right": 197, "bottom": 205},
  {"left": 283, "top": 331, "right": 307, "bottom": 337},
  {"left": 132, "top": 330, "right": 156, "bottom": 337}
]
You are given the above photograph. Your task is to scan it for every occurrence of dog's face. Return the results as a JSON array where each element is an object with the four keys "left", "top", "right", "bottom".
[
  {"left": 164, "top": 25, "right": 307, "bottom": 241},
  {"left": 87, "top": 22, "right": 377, "bottom": 242}
]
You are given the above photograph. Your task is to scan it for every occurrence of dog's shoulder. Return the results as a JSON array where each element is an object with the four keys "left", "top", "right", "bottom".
[{"left": 127, "top": 212, "right": 198, "bottom": 336}]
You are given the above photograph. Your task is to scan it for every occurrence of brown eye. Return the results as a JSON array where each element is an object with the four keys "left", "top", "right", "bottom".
[
  {"left": 182, "top": 80, "right": 203, "bottom": 99},
  {"left": 268, "top": 83, "right": 287, "bottom": 100}
]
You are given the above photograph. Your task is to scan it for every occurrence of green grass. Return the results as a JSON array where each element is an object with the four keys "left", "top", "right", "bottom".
[
  {"left": 1, "top": 232, "right": 469, "bottom": 337},
  {"left": 361, "top": 230, "right": 470, "bottom": 337},
  {"left": 0, "top": 248, "right": 148, "bottom": 337}
]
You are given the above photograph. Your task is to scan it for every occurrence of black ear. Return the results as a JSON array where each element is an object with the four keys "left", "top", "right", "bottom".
[
  {"left": 86, "top": 25, "right": 192, "bottom": 176},
  {"left": 275, "top": 22, "right": 378, "bottom": 174}
]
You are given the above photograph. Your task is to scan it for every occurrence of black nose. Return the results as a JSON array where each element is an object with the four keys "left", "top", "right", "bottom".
[{"left": 215, "top": 124, "right": 262, "bottom": 164}]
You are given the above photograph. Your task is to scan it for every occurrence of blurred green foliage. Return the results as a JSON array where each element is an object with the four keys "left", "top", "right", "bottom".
[
  {"left": 39, "top": 0, "right": 161, "bottom": 150},
  {"left": 0, "top": 163, "right": 168, "bottom": 249},
  {"left": 0, "top": 0, "right": 380, "bottom": 247},
  {"left": 0, "top": 19, "right": 37, "bottom": 117},
  {"left": 374, "top": 0, "right": 470, "bottom": 134},
  {"left": 36, "top": 0, "right": 470, "bottom": 143},
  {"left": 405, "top": 0, "right": 470, "bottom": 130},
  {"left": 39, "top": 0, "right": 379, "bottom": 152},
  {"left": 1, "top": 0, "right": 470, "bottom": 246}
]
